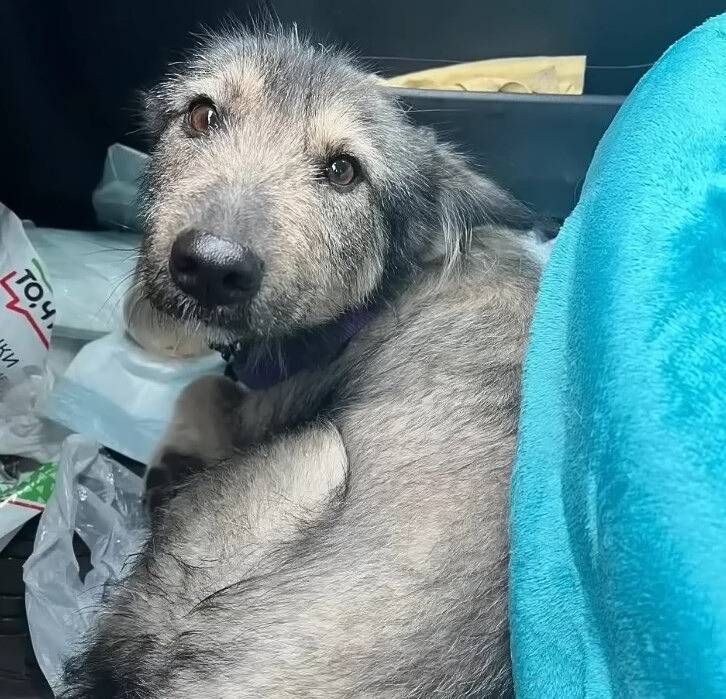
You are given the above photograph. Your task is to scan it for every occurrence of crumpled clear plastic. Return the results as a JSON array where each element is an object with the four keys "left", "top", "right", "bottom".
[
  {"left": 91, "top": 143, "right": 148, "bottom": 232},
  {"left": 23, "top": 434, "right": 146, "bottom": 691},
  {"left": 23, "top": 224, "right": 141, "bottom": 341}
]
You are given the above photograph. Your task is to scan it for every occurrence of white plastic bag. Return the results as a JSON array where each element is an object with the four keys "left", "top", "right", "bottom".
[
  {"left": 0, "top": 203, "right": 55, "bottom": 395},
  {"left": 24, "top": 434, "right": 145, "bottom": 690},
  {"left": 0, "top": 203, "right": 66, "bottom": 548},
  {"left": 0, "top": 459, "right": 57, "bottom": 552},
  {"left": 0, "top": 225, "right": 75, "bottom": 465}
]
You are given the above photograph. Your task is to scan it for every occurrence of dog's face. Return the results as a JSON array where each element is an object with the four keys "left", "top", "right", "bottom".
[{"left": 138, "top": 31, "right": 531, "bottom": 343}]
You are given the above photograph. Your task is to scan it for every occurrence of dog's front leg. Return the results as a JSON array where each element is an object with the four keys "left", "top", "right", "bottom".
[{"left": 144, "top": 363, "right": 343, "bottom": 513}]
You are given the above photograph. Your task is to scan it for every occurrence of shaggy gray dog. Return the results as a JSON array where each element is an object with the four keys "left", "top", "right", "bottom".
[{"left": 60, "top": 27, "right": 545, "bottom": 699}]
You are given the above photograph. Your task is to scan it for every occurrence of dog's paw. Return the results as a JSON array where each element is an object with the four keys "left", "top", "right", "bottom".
[
  {"left": 144, "top": 448, "right": 207, "bottom": 518},
  {"left": 144, "top": 374, "right": 243, "bottom": 518}
]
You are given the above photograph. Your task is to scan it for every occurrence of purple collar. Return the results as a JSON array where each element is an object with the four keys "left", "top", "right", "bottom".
[{"left": 219, "top": 307, "right": 374, "bottom": 391}]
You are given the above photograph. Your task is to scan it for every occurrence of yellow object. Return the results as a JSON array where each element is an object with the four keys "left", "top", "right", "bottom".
[{"left": 381, "top": 55, "right": 587, "bottom": 96}]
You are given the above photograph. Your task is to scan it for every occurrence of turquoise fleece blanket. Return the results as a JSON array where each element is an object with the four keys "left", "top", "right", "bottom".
[{"left": 510, "top": 13, "right": 726, "bottom": 698}]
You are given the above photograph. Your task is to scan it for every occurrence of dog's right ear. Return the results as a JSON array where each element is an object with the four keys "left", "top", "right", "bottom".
[{"left": 425, "top": 133, "right": 537, "bottom": 234}]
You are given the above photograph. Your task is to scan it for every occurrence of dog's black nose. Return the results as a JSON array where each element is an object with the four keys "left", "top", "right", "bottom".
[{"left": 169, "top": 229, "right": 263, "bottom": 306}]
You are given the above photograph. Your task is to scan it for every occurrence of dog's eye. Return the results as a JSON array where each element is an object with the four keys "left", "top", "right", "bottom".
[
  {"left": 325, "top": 156, "right": 358, "bottom": 188},
  {"left": 188, "top": 101, "right": 218, "bottom": 134}
]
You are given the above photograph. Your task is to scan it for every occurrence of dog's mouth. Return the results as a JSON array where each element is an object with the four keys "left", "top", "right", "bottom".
[
  {"left": 138, "top": 270, "right": 376, "bottom": 389},
  {"left": 143, "top": 279, "right": 249, "bottom": 343}
]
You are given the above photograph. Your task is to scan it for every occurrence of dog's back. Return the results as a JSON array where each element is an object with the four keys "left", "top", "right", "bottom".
[{"left": 60, "top": 29, "right": 542, "bottom": 699}]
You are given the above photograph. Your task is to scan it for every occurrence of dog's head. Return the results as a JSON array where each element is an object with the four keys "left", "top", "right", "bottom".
[{"left": 137, "top": 28, "right": 533, "bottom": 344}]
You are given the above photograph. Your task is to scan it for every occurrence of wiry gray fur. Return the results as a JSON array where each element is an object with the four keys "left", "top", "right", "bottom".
[{"left": 60, "top": 25, "right": 544, "bottom": 699}]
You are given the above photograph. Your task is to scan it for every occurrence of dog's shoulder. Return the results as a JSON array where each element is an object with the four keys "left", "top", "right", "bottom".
[{"left": 357, "top": 230, "right": 540, "bottom": 367}]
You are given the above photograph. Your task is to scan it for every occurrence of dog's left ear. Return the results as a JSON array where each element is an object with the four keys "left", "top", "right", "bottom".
[{"left": 427, "top": 135, "right": 537, "bottom": 233}]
